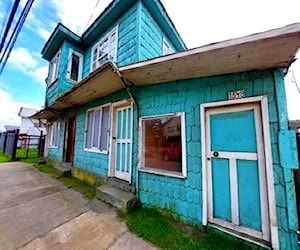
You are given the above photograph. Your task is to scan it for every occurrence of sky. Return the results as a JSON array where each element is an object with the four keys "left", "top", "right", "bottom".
[{"left": 0, "top": 0, "right": 300, "bottom": 131}]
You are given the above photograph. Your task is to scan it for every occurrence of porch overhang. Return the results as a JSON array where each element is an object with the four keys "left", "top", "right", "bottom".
[
  {"left": 32, "top": 62, "right": 126, "bottom": 120},
  {"left": 120, "top": 23, "right": 300, "bottom": 85}
]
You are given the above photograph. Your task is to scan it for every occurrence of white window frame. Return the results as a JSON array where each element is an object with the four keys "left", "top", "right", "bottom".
[
  {"left": 48, "top": 121, "right": 60, "bottom": 148},
  {"left": 138, "top": 112, "right": 187, "bottom": 178},
  {"left": 67, "top": 49, "right": 83, "bottom": 82},
  {"left": 90, "top": 26, "right": 118, "bottom": 72},
  {"left": 48, "top": 50, "right": 60, "bottom": 86},
  {"left": 162, "top": 38, "right": 174, "bottom": 55},
  {"left": 84, "top": 104, "right": 111, "bottom": 154}
]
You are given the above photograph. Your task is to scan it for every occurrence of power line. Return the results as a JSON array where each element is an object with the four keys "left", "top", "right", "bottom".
[
  {"left": 0, "top": 0, "right": 35, "bottom": 76},
  {"left": 0, "top": 0, "right": 21, "bottom": 55},
  {"left": 83, "top": 0, "right": 101, "bottom": 33}
]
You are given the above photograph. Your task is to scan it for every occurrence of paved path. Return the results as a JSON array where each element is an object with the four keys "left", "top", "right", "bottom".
[{"left": 0, "top": 162, "right": 156, "bottom": 250}]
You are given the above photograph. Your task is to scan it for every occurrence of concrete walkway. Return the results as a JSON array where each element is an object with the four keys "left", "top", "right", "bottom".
[{"left": 0, "top": 162, "right": 156, "bottom": 250}]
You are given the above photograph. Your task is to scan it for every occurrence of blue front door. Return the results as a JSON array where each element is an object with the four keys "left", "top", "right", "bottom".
[{"left": 205, "top": 103, "right": 270, "bottom": 242}]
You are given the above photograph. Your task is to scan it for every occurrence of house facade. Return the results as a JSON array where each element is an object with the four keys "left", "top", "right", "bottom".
[{"left": 34, "top": 0, "right": 300, "bottom": 248}]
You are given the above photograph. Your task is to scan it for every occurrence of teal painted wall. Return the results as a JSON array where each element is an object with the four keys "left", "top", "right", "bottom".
[
  {"left": 46, "top": 69, "right": 298, "bottom": 248},
  {"left": 139, "top": 2, "right": 175, "bottom": 61},
  {"left": 46, "top": 41, "right": 84, "bottom": 106},
  {"left": 132, "top": 70, "right": 298, "bottom": 249}
]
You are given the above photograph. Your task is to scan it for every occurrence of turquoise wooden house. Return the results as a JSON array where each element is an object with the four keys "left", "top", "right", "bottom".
[{"left": 33, "top": 0, "right": 300, "bottom": 248}]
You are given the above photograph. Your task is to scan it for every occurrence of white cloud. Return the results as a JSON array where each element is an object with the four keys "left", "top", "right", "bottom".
[
  {"left": 50, "top": 0, "right": 113, "bottom": 34},
  {"left": 8, "top": 47, "right": 38, "bottom": 69},
  {"left": 0, "top": 87, "right": 43, "bottom": 131},
  {"left": 7, "top": 47, "right": 47, "bottom": 84}
]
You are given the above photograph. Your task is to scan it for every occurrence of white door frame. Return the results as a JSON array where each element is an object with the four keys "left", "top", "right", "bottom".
[
  {"left": 200, "top": 96, "right": 279, "bottom": 249},
  {"left": 108, "top": 99, "right": 133, "bottom": 183}
]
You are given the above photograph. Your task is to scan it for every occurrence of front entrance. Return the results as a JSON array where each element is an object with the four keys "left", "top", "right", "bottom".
[
  {"left": 201, "top": 97, "right": 278, "bottom": 247},
  {"left": 110, "top": 101, "right": 133, "bottom": 183},
  {"left": 63, "top": 116, "right": 76, "bottom": 164}
]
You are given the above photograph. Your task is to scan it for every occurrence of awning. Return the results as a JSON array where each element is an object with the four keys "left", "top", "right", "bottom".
[
  {"left": 120, "top": 23, "right": 300, "bottom": 85},
  {"left": 32, "top": 23, "right": 300, "bottom": 120},
  {"left": 32, "top": 62, "right": 126, "bottom": 120}
]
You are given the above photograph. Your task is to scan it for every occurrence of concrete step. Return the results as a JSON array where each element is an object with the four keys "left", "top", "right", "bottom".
[
  {"left": 107, "top": 177, "right": 135, "bottom": 193},
  {"left": 96, "top": 184, "right": 137, "bottom": 213},
  {"left": 55, "top": 164, "right": 71, "bottom": 177}
]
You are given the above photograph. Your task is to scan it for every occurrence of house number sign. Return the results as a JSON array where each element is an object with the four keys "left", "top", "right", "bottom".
[{"left": 228, "top": 90, "right": 245, "bottom": 100}]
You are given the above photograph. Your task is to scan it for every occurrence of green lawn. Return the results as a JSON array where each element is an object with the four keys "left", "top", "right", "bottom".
[
  {"left": 126, "top": 207, "right": 254, "bottom": 250},
  {"left": 16, "top": 148, "right": 39, "bottom": 159},
  {"left": 0, "top": 152, "right": 12, "bottom": 162}
]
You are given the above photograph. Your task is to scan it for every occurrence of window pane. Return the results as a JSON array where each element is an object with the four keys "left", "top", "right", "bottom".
[
  {"left": 86, "top": 111, "right": 93, "bottom": 148},
  {"left": 143, "top": 116, "right": 182, "bottom": 173},
  {"left": 100, "top": 106, "right": 110, "bottom": 150},
  {"left": 93, "top": 110, "right": 100, "bottom": 148},
  {"left": 70, "top": 53, "right": 80, "bottom": 81}
]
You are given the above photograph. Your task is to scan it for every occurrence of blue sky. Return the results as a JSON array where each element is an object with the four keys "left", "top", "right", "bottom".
[{"left": 0, "top": 0, "right": 300, "bottom": 131}]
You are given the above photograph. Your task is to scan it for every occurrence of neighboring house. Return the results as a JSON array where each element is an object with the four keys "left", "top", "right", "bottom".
[
  {"left": 32, "top": 0, "right": 300, "bottom": 248},
  {"left": 4, "top": 125, "right": 19, "bottom": 132},
  {"left": 18, "top": 107, "right": 46, "bottom": 136}
]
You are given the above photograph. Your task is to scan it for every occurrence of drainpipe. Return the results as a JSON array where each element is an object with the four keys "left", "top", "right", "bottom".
[
  {"left": 274, "top": 69, "right": 299, "bottom": 248},
  {"left": 109, "top": 62, "right": 140, "bottom": 198}
]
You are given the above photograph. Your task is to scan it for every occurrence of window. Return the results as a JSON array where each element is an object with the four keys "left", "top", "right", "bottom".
[
  {"left": 49, "top": 121, "right": 60, "bottom": 148},
  {"left": 85, "top": 105, "right": 110, "bottom": 152},
  {"left": 140, "top": 112, "right": 186, "bottom": 177},
  {"left": 91, "top": 27, "right": 118, "bottom": 72},
  {"left": 67, "top": 50, "right": 83, "bottom": 82},
  {"left": 162, "top": 39, "right": 174, "bottom": 55},
  {"left": 48, "top": 51, "right": 60, "bottom": 85}
]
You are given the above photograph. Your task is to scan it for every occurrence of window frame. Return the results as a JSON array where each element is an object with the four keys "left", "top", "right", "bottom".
[
  {"left": 138, "top": 112, "right": 187, "bottom": 178},
  {"left": 90, "top": 26, "right": 118, "bottom": 73},
  {"left": 48, "top": 50, "right": 60, "bottom": 86},
  {"left": 48, "top": 121, "right": 60, "bottom": 148},
  {"left": 84, "top": 104, "right": 111, "bottom": 154},
  {"left": 67, "top": 49, "right": 83, "bottom": 83},
  {"left": 162, "top": 38, "right": 174, "bottom": 55}
]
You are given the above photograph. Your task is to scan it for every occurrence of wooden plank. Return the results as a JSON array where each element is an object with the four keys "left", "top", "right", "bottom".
[{"left": 121, "top": 23, "right": 300, "bottom": 85}]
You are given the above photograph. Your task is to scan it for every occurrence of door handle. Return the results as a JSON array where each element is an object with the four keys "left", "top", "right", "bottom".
[
  {"left": 112, "top": 136, "right": 117, "bottom": 140},
  {"left": 213, "top": 151, "right": 219, "bottom": 157}
]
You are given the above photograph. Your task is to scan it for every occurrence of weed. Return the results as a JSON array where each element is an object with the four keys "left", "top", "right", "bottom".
[
  {"left": 0, "top": 152, "right": 12, "bottom": 162},
  {"left": 34, "top": 163, "right": 96, "bottom": 200},
  {"left": 126, "top": 207, "right": 253, "bottom": 250}
]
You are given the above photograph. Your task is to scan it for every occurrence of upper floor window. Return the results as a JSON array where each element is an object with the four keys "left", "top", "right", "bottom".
[
  {"left": 91, "top": 27, "right": 118, "bottom": 72},
  {"left": 48, "top": 51, "right": 60, "bottom": 85},
  {"left": 162, "top": 39, "right": 174, "bottom": 55},
  {"left": 67, "top": 50, "right": 83, "bottom": 82},
  {"left": 85, "top": 105, "right": 111, "bottom": 153}
]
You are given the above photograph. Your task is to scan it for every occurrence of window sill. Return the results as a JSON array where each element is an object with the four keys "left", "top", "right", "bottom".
[
  {"left": 48, "top": 146, "right": 58, "bottom": 149},
  {"left": 84, "top": 148, "right": 108, "bottom": 155},
  {"left": 47, "top": 78, "right": 58, "bottom": 87},
  {"left": 67, "top": 78, "right": 81, "bottom": 84},
  {"left": 139, "top": 168, "right": 186, "bottom": 179}
]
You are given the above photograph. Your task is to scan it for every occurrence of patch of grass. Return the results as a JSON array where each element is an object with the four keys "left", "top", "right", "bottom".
[
  {"left": 16, "top": 148, "right": 39, "bottom": 158},
  {"left": 0, "top": 152, "right": 12, "bottom": 162},
  {"left": 126, "top": 207, "right": 253, "bottom": 250},
  {"left": 34, "top": 164, "right": 96, "bottom": 200}
]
